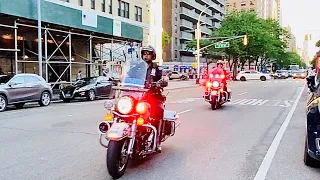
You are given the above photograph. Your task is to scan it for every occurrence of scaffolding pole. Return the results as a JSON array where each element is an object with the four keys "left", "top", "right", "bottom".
[
  {"left": 37, "top": 0, "right": 42, "bottom": 77},
  {"left": 89, "top": 35, "right": 92, "bottom": 77},
  {"left": 69, "top": 30, "right": 72, "bottom": 81},
  {"left": 45, "top": 28, "right": 48, "bottom": 82},
  {"left": 14, "top": 20, "right": 18, "bottom": 74}
]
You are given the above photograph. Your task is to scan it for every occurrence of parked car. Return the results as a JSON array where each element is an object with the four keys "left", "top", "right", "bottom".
[
  {"left": 305, "top": 75, "right": 320, "bottom": 167},
  {"left": 0, "top": 73, "right": 53, "bottom": 112},
  {"left": 273, "top": 70, "right": 289, "bottom": 79},
  {"left": 168, "top": 71, "right": 189, "bottom": 80},
  {"left": 59, "top": 76, "right": 115, "bottom": 102},
  {"left": 236, "top": 70, "right": 271, "bottom": 81}
]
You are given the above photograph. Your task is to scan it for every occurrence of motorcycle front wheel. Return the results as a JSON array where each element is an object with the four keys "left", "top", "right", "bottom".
[
  {"left": 106, "top": 139, "right": 130, "bottom": 179},
  {"left": 211, "top": 96, "right": 218, "bottom": 110}
]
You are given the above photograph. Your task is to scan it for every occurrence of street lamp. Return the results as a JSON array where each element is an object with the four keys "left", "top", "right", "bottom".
[
  {"left": 37, "top": 0, "right": 42, "bottom": 76},
  {"left": 196, "top": 5, "right": 216, "bottom": 79}
]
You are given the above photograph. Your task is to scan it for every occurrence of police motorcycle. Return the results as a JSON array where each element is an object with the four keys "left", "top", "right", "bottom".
[
  {"left": 97, "top": 59, "right": 180, "bottom": 179},
  {"left": 203, "top": 73, "right": 231, "bottom": 110}
]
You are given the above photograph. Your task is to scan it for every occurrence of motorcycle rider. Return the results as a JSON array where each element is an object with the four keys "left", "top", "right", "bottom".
[
  {"left": 211, "top": 60, "right": 230, "bottom": 101},
  {"left": 141, "top": 45, "right": 165, "bottom": 152}
]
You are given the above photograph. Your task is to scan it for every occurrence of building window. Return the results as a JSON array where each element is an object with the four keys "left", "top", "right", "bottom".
[
  {"left": 174, "top": 25, "right": 177, "bottom": 33},
  {"left": 233, "top": 3, "right": 236, "bottom": 7},
  {"left": 241, "top": 1, "right": 246, "bottom": 6},
  {"left": 78, "top": 0, "right": 83, "bottom": 6},
  {"left": 250, "top": 8, "right": 255, "bottom": 12},
  {"left": 102, "top": 0, "right": 106, "bottom": 12},
  {"left": 118, "top": 0, "right": 129, "bottom": 18},
  {"left": 175, "top": 13, "right": 177, "bottom": 21},
  {"left": 91, "top": 0, "right": 95, "bottom": 9},
  {"left": 250, "top": 1, "right": 254, "bottom": 5},
  {"left": 109, "top": 0, "right": 112, "bottom": 14},
  {"left": 174, "top": 50, "right": 178, "bottom": 58},
  {"left": 175, "top": 38, "right": 178, "bottom": 47},
  {"left": 135, "top": 6, "right": 142, "bottom": 22}
]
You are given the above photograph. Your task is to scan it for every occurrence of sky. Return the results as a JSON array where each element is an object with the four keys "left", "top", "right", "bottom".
[{"left": 281, "top": 0, "right": 320, "bottom": 56}]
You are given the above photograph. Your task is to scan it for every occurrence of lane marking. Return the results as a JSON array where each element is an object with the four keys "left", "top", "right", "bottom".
[
  {"left": 253, "top": 85, "right": 305, "bottom": 180},
  {"left": 238, "top": 92, "right": 247, "bottom": 96},
  {"left": 177, "top": 109, "right": 192, "bottom": 115}
]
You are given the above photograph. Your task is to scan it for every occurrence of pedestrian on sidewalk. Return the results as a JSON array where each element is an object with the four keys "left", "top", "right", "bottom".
[{"left": 77, "top": 70, "right": 82, "bottom": 80}]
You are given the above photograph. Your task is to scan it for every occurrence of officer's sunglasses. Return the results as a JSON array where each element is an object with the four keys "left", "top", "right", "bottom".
[{"left": 142, "top": 51, "right": 151, "bottom": 55}]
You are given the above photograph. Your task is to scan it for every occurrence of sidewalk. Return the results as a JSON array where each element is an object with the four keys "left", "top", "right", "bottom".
[{"left": 52, "top": 80, "right": 199, "bottom": 102}]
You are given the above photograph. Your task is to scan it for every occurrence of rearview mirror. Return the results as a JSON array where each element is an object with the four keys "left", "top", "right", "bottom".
[
  {"left": 160, "top": 81, "right": 168, "bottom": 88},
  {"left": 307, "top": 75, "right": 316, "bottom": 92}
]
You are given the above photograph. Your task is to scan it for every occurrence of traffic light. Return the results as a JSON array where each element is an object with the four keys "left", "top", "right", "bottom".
[{"left": 243, "top": 35, "right": 248, "bottom": 45}]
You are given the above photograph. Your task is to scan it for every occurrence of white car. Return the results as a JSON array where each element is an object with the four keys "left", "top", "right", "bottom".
[
  {"left": 168, "top": 71, "right": 189, "bottom": 80},
  {"left": 236, "top": 70, "right": 271, "bottom": 81}
]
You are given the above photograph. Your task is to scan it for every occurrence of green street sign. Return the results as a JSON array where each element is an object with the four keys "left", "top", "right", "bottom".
[{"left": 215, "top": 42, "right": 230, "bottom": 48}]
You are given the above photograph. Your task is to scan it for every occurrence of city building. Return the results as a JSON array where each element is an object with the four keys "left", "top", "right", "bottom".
[
  {"left": 284, "top": 26, "right": 296, "bottom": 52},
  {"left": 148, "top": 0, "right": 163, "bottom": 65},
  {"left": 302, "top": 34, "right": 312, "bottom": 66},
  {"left": 0, "top": 0, "right": 150, "bottom": 85},
  {"left": 162, "top": 0, "right": 226, "bottom": 66},
  {"left": 226, "top": 0, "right": 281, "bottom": 21}
]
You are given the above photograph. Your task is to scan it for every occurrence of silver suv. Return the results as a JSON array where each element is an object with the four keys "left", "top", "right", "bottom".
[{"left": 0, "top": 73, "right": 53, "bottom": 112}]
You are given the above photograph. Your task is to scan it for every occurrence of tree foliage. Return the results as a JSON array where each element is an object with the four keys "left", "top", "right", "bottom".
[
  {"left": 162, "top": 30, "right": 171, "bottom": 48},
  {"left": 316, "top": 40, "right": 320, "bottom": 47},
  {"left": 187, "top": 11, "right": 304, "bottom": 75},
  {"left": 311, "top": 56, "right": 317, "bottom": 68}
]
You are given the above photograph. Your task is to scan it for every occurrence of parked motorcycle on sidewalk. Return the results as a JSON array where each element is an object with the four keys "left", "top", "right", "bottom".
[
  {"left": 203, "top": 74, "right": 232, "bottom": 110},
  {"left": 97, "top": 59, "right": 180, "bottom": 179}
]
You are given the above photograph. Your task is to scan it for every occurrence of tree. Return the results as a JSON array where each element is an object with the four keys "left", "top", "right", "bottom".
[
  {"left": 311, "top": 56, "right": 316, "bottom": 68},
  {"left": 316, "top": 40, "right": 320, "bottom": 47},
  {"left": 162, "top": 30, "right": 171, "bottom": 48},
  {"left": 187, "top": 10, "right": 288, "bottom": 78}
]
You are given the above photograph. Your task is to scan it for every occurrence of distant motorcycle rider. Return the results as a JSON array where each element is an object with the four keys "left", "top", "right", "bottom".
[
  {"left": 141, "top": 45, "right": 165, "bottom": 152},
  {"left": 211, "top": 60, "right": 230, "bottom": 101}
]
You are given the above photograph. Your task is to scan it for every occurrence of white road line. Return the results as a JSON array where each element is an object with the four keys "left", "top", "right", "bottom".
[
  {"left": 177, "top": 109, "right": 192, "bottom": 115},
  {"left": 253, "top": 85, "right": 305, "bottom": 180},
  {"left": 238, "top": 92, "right": 247, "bottom": 96}
]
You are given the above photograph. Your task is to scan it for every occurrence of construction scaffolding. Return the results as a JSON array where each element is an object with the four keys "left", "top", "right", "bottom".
[{"left": 0, "top": 19, "right": 142, "bottom": 88}]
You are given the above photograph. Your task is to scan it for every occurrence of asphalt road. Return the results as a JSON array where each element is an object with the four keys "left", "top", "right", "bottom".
[{"left": 1, "top": 78, "right": 319, "bottom": 180}]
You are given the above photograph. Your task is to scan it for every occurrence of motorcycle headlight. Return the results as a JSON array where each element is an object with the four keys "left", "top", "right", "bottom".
[
  {"left": 116, "top": 97, "right": 133, "bottom": 114},
  {"left": 213, "top": 81, "right": 220, "bottom": 88},
  {"left": 104, "top": 100, "right": 114, "bottom": 110}
]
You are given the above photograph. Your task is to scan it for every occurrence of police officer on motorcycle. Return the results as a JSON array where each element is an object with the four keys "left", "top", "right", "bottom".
[
  {"left": 141, "top": 45, "right": 165, "bottom": 152},
  {"left": 211, "top": 60, "right": 230, "bottom": 101}
]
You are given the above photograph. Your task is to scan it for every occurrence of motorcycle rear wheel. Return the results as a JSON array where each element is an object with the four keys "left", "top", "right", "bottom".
[{"left": 106, "top": 139, "right": 129, "bottom": 179}]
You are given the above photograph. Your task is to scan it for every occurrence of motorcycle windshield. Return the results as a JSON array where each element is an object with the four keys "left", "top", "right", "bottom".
[
  {"left": 120, "top": 59, "right": 148, "bottom": 89},
  {"left": 118, "top": 59, "right": 148, "bottom": 100}
]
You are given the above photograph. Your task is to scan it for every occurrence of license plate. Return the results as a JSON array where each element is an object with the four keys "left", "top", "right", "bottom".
[
  {"left": 65, "top": 93, "right": 70, "bottom": 97},
  {"left": 211, "top": 91, "right": 218, "bottom": 95}
]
